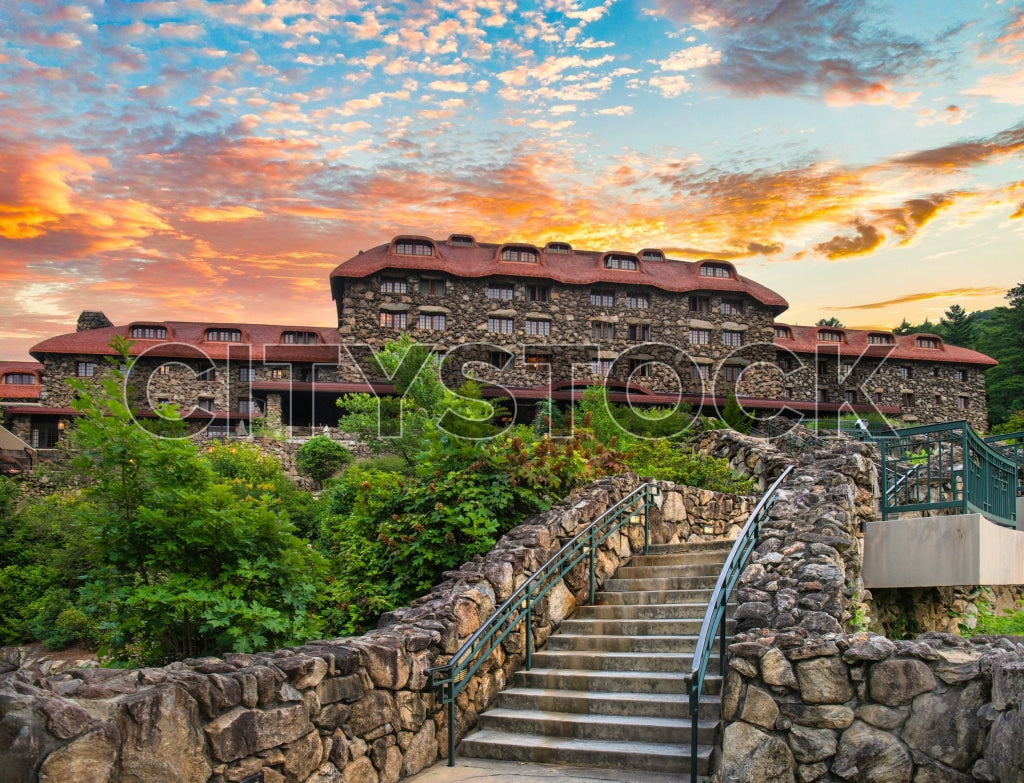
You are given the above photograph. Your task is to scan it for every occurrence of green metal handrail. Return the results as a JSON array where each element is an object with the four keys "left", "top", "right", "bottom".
[
  {"left": 878, "top": 420, "right": 1017, "bottom": 526},
  {"left": 983, "top": 430, "right": 1024, "bottom": 496},
  {"left": 428, "top": 481, "right": 660, "bottom": 765},
  {"left": 687, "top": 466, "right": 793, "bottom": 783}
]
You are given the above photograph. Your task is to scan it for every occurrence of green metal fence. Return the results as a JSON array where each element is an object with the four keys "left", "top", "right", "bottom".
[
  {"left": 427, "top": 482, "right": 660, "bottom": 766},
  {"left": 878, "top": 420, "right": 1017, "bottom": 526},
  {"left": 983, "top": 430, "right": 1024, "bottom": 496},
  {"left": 687, "top": 466, "right": 793, "bottom": 783}
]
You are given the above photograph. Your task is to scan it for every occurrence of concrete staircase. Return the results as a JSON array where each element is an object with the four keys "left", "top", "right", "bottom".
[{"left": 459, "top": 540, "right": 734, "bottom": 776}]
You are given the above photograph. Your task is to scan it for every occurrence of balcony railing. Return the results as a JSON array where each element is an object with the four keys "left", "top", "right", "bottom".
[
  {"left": 878, "top": 420, "right": 1017, "bottom": 526},
  {"left": 983, "top": 430, "right": 1024, "bottom": 496}
]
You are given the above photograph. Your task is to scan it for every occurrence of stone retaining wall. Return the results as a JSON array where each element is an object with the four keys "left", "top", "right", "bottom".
[
  {"left": 706, "top": 427, "right": 1024, "bottom": 783},
  {"left": 0, "top": 473, "right": 753, "bottom": 783}
]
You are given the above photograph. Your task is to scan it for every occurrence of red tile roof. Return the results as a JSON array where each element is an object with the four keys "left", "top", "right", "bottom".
[
  {"left": 0, "top": 361, "right": 44, "bottom": 400},
  {"left": 774, "top": 324, "right": 997, "bottom": 366},
  {"left": 330, "top": 235, "right": 790, "bottom": 314},
  {"left": 30, "top": 323, "right": 341, "bottom": 363}
]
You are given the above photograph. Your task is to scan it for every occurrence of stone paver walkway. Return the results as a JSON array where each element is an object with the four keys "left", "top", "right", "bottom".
[{"left": 405, "top": 757, "right": 689, "bottom": 783}]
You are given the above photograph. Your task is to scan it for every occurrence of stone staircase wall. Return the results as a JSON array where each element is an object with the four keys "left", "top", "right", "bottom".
[
  {"left": 704, "top": 427, "right": 1024, "bottom": 783},
  {"left": 0, "top": 469, "right": 753, "bottom": 783}
]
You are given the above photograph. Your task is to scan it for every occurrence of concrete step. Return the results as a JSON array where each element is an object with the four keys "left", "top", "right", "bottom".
[
  {"left": 529, "top": 649, "right": 717, "bottom": 673},
  {"left": 615, "top": 562, "right": 728, "bottom": 579},
  {"left": 514, "top": 668, "right": 724, "bottom": 697},
  {"left": 573, "top": 602, "right": 721, "bottom": 620},
  {"left": 495, "top": 688, "right": 723, "bottom": 721},
  {"left": 559, "top": 617, "right": 734, "bottom": 637},
  {"left": 646, "top": 540, "right": 735, "bottom": 555},
  {"left": 594, "top": 588, "right": 715, "bottom": 605},
  {"left": 477, "top": 707, "right": 720, "bottom": 744},
  {"left": 628, "top": 551, "right": 732, "bottom": 568},
  {"left": 459, "top": 730, "right": 715, "bottom": 775},
  {"left": 545, "top": 634, "right": 700, "bottom": 653},
  {"left": 602, "top": 575, "right": 721, "bottom": 591}
]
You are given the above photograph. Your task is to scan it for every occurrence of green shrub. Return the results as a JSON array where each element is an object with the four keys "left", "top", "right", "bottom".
[
  {"left": 295, "top": 436, "right": 353, "bottom": 484},
  {"left": 624, "top": 439, "right": 756, "bottom": 494},
  {"left": 964, "top": 600, "right": 1024, "bottom": 636}
]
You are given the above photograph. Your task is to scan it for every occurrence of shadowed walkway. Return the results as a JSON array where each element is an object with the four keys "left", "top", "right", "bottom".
[{"left": 405, "top": 757, "right": 689, "bottom": 783}]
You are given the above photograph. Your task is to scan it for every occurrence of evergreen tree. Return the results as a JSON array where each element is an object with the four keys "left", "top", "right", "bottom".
[
  {"left": 940, "top": 304, "right": 974, "bottom": 347},
  {"left": 816, "top": 317, "right": 844, "bottom": 327}
]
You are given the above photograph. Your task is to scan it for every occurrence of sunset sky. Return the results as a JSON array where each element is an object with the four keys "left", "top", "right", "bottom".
[{"left": 2, "top": 0, "right": 1023, "bottom": 360}]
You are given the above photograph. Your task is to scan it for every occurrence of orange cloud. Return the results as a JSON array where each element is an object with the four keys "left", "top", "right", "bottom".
[{"left": 834, "top": 287, "right": 1008, "bottom": 311}]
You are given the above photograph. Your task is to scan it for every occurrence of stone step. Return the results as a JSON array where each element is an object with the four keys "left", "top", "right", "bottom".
[
  {"left": 459, "top": 730, "right": 715, "bottom": 775},
  {"left": 514, "top": 667, "right": 691, "bottom": 694},
  {"left": 477, "top": 707, "right": 721, "bottom": 745},
  {"left": 594, "top": 588, "right": 715, "bottom": 605},
  {"left": 495, "top": 687, "right": 722, "bottom": 721}
]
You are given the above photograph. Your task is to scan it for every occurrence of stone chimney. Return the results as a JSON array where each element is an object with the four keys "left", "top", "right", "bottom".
[{"left": 76, "top": 311, "right": 114, "bottom": 332}]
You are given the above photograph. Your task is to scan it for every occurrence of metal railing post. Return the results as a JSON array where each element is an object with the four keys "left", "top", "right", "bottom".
[{"left": 446, "top": 685, "right": 456, "bottom": 766}]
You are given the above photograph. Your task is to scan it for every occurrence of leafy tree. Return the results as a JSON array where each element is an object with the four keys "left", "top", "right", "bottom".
[
  {"left": 816, "top": 317, "right": 844, "bottom": 327},
  {"left": 989, "top": 409, "right": 1024, "bottom": 436},
  {"left": 67, "top": 339, "right": 326, "bottom": 664},
  {"left": 295, "top": 436, "right": 353, "bottom": 484}
]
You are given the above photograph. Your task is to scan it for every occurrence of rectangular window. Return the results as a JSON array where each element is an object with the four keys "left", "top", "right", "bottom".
[
  {"left": 380, "top": 311, "right": 407, "bottom": 328},
  {"left": 238, "top": 399, "right": 256, "bottom": 414},
  {"left": 418, "top": 313, "right": 447, "bottom": 330},
  {"left": 590, "top": 359, "right": 613, "bottom": 377},
  {"left": 721, "top": 365, "right": 742, "bottom": 382},
  {"left": 691, "top": 365, "right": 709, "bottom": 381},
  {"left": 628, "top": 324, "right": 650, "bottom": 342},
  {"left": 958, "top": 395, "right": 969, "bottom": 410},
  {"left": 901, "top": 392, "right": 915, "bottom": 408},
  {"left": 380, "top": 278, "right": 408, "bottom": 294},
  {"left": 625, "top": 293, "right": 649, "bottom": 309},
  {"left": 900, "top": 366, "right": 912, "bottom": 380},
  {"left": 197, "top": 398, "right": 214, "bottom": 411},
  {"left": 844, "top": 390, "right": 858, "bottom": 404},
  {"left": 198, "top": 367, "right": 216, "bottom": 382},
  {"left": 486, "top": 284, "right": 514, "bottom": 300},
  {"left": 722, "top": 330, "right": 743, "bottom": 347},
  {"left": 206, "top": 329, "right": 242, "bottom": 342},
  {"left": 775, "top": 326, "right": 791, "bottom": 339},
  {"left": 721, "top": 300, "right": 743, "bottom": 315},
  {"left": 129, "top": 325, "right": 167, "bottom": 339},
  {"left": 868, "top": 333, "right": 894, "bottom": 345},
  {"left": 238, "top": 367, "right": 256, "bottom": 382},
  {"left": 916, "top": 337, "right": 939, "bottom": 349},
  {"left": 592, "top": 322, "right": 615, "bottom": 340},
  {"left": 841, "top": 363, "right": 854, "bottom": 380},
  {"left": 604, "top": 255, "right": 637, "bottom": 270},
  {"left": 155, "top": 365, "right": 171, "bottom": 376},
  {"left": 817, "top": 360, "right": 830, "bottom": 379},
  {"left": 487, "top": 317, "right": 514, "bottom": 334},
  {"left": 816, "top": 388, "right": 829, "bottom": 403},
  {"left": 688, "top": 296, "right": 710, "bottom": 313},
  {"left": 525, "top": 353, "right": 549, "bottom": 365},
  {"left": 270, "top": 368, "right": 287, "bottom": 380},
  {"left": 282, "top": 331, "right": 319, "bottom": 344},
  {"left": 628, "top": 359, "right": 651, "bottom": 377},
  {"left": 395, "top": 241, "right": 432, "bottom": 256},
  {"left": 955, "top": 369, "right": 967, "bottom": 382},
  {"left": 420, "top": 279, "right": 445, "bottom": 296},
  {"left": 689, "top": 328, "right": 711, "bottom": 345},
  {"left": 590, "top": 289, "right": 615, "bottom": 307},
  {"left": 525, "top": 319, "right": 551, "bottom": 336},
  {"left": 527, "top": 285, "right": 550, "bottom": 302},
  {"left": 784, "top": 387, "right": 794, "bottom": 399},
  {"left": 76, "top": 362, "right": 95, "bottom": 377},
  {"left": 4, "top": 373, "right": 36, "bottom": 384},
  {"left": 700, "top": 263, "right": 731, "bottom": 277}
]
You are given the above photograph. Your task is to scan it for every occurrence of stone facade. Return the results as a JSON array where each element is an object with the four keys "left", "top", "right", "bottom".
[
  {"left": 337, "top": 270, "right": 781, "bottom": 399},
  {"left": 0, "top": 471, "right": 755, "bottom": 783}
]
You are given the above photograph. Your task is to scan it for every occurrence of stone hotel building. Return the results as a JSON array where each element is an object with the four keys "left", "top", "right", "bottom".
[{"left": 0, "top": 234, "right": 998, "bottom": 453}]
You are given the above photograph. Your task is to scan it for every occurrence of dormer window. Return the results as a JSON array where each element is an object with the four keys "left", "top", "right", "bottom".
[
  {"left": 867, "top": 332, "right": 894, "bottom": 345},
  {"left": 206, "top": 328, "right": 242, "bottom": 342},
  {"left": 501, "top": 246, "right": 538, "bottom": 263},
  {"left": 604, "top": 254, "right": 638, "bottom": 270},
  {"left": 699, "top": 262, "right": 733, "bottom": 278},
  {"left": 774, "top": 326, "right": 792, "bottom": 339},
  {"left": 915, "top": 336, "right": 940, "bottom": 349},
  {"left": 281, "top": 331, "right": 319, "bottom": 345},
  {"left": 3, "top": 373, "right": 36, "bottom": 385},
  {"left": 817, "top": 330, "right": 843, "bottom": 343},
  {"left": 380, "top": 277, "right": 408, "bottom": 294},
  {"left": 394, "top": 238, "right": 434, "bottom": 256},
  {"left": 546, "top": 242, "right": 572, "bottom": 254},
  {"left": 129, "top": 325, "right": 167, "bottom": 339},
  {"left": 640, "top": 249, "right": 664, "bottom": 262},
  {"left": 449, "top": 234, "right": 475, "bottom": 247}
]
